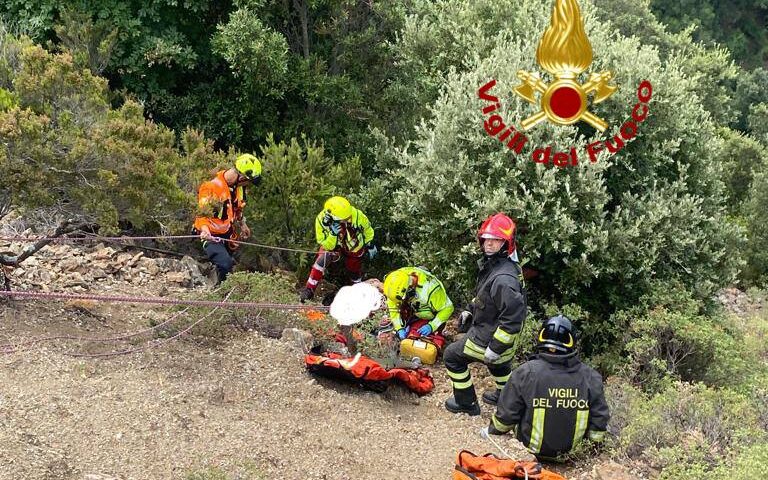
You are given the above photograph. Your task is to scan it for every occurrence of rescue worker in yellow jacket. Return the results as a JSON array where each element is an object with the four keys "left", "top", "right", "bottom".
[
  {"left": 382, "top": 267, "right": 454, "bottom": 348},
  {"left": 300, "top": 196, "right": 376, "bottom": 302},
  {"left": 484, "top": 315, "right": 610, "bottom": 460},
  {"left": 193, "top": 154, "right": 262, "bottom": 284}
]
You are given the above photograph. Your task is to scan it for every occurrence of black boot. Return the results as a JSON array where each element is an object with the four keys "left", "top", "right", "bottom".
[
  {"left": 482, "top": 389, "right": 500, "bottom": 406},
  {"left": 299, "top": 287, "right": 315, "bottom": 303},
  {"left": 445, "top": 397, "right": 481, "bottom": 416},
  {"left": 445, "top": 385, "right": 481, "bottom": 416}
]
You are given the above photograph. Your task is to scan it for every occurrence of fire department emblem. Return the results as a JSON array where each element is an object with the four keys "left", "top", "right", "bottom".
[{"left": 513, "top": 0, "right": 617, "bottom": 132}]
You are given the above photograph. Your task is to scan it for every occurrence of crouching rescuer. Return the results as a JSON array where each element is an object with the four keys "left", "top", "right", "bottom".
[
  {"left": 193, "top": 154, "right": 262, "bottom": 284},
  {"left": 444, "top": 213, "right": 526, "bottom": 416},
  {"left": 301, "top": 196, "right": 375, "bottom": 302},
  {"left": 485, "top": 315, "right": 610, "bottom": 459},
  {"left": 382, "top": 266, "right": 454, "bottom": 350}
]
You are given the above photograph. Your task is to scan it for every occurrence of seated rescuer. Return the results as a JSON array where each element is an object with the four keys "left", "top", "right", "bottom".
[
  {"left": 194, "top": 154, "right": 262, "bottom": 284},
  {"left": 485, "top": 315, "right": 610, "bottom": 459},
  {"left": 444, "top": 213, "right": 527, "bottom": 416},
  {"left": 382, "top": 267, "right": 454, "bottom": 348},
  {"left": 300, "top": 196, "right": 376, "bottom": 302}
]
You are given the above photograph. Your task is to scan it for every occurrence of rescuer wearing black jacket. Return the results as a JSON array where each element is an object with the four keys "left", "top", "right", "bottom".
[
  {"left": 485, "top": 315, "right": 610, "bottom": 459},
  {"left": 444, "top": 213, "right": 527, "bottom": 416}
]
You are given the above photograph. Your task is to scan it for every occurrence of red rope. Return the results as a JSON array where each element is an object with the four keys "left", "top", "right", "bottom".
[
  {"left": 0, "top": 290, "right": 328, "bottom": 311},
  {"left": 61, "top": 290, "right": 235, "bottom": 358},
  {"left": 0, "top": 306, "right": 191, "bottom": 350},
  {"left": 0, "top": 234, "right": 318, "bottom": 254}
]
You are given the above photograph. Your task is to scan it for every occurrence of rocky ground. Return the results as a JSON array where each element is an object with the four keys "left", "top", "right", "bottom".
[{"left": 0, "top": 240, "right": 637, "bottom": 480}]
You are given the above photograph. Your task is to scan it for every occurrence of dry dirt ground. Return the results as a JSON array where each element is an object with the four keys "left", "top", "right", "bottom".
[{"left": 0, "top": 243, "right": 617, "bottom": 480}]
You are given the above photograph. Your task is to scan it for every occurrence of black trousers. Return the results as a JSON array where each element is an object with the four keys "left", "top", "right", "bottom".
[
  {"left": 443, "top": 336, "right": 513, "bottom": 405},
  {"left": 203, "top": 240, "right": 234, "bottom": 283}
]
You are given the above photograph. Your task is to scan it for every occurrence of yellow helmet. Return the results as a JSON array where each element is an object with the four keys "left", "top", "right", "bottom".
[
  {"left": 324, "top": 196, "right": 353, "bottom": 220},
  {"left": 235, "top": 153, "right": 262, "bottom": 180},
  {"left": 383, "top": 269, "right": 416, "bottom": 301}
]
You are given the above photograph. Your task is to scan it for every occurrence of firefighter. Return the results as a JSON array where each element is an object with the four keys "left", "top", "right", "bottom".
[
  {"left": 193, "top": 154, "right": 262, "bottom": 284},
  {"left": 382, "top": 266, "right": 454, "bottom": 348},
  {"left": 300, "top": 196, "right": 376, "bottom": 302},
  {"left": 444, "top": 213, "right": 526, "bottom": 416},
  {"left": 484, "top": 315, "right": 610, "bottom": 459}
]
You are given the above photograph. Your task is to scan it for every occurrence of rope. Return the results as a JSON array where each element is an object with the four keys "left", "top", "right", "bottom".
[
  {"left": 0, "top": 305, "right": 191, "bottom": 351},
  {"left": 63, "top": 289, "right": 235, "bottom": 358},
  {"left": 0, "top": 290, "right": 329, "bottom": 311},
  {"left": 0, "top": 234, "right": 318, "bottom": 254}
]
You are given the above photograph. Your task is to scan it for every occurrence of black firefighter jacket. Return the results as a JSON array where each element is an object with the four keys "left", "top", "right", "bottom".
[
  {"left": 489, "top": 352, "right": 610, "bottom": 459},
  {"left": 467, "top": 254, "right": 527, "bottom": 355}
]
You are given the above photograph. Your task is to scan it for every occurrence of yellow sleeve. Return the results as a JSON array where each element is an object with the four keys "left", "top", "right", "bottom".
[
  {"left": 356, "top": 209, "right": 374, "bottom": 244},
  {"left": 387, "top": 297, "right": 404, "bottom": 331},
  {"left": 315, "top": 212, "right": 338, "bottom": 251},
  {"left": 428, "top": 285, "right": 454, "bottom": 328}
]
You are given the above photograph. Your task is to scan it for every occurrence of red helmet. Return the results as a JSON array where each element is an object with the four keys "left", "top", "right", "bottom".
[{"left": 477, "top": 213, "right": 517, "bottom": 255}]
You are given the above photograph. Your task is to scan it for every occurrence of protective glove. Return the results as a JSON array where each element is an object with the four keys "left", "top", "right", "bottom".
[
  {"left": 457, "top": 310, "right": 472, "bottom": 333},
  {"left": 396, "top": 327, "right": 410, "bottom": 340},
  {"left": 366, "top": 244, "right": 378, "bottom": 260},
  {"left": 483, "top": 346, "right": 501, "bottom": 364},
  {"left": 417, "top": 324, "right": 433, "bottom": 337},
  {"left": 329, "top": 221, "right": 342, "bottom": 235}
]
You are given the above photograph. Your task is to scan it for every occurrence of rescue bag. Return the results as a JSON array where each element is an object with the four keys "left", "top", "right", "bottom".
[
  {"left": 304, "top": 351, "right": 434, "bottom": 395},
  {"left": 452, "top": 451, "right": 566, "bottom": 480}
]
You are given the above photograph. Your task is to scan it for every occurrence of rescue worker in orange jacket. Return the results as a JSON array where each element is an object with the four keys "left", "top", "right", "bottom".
[
  {"left": 444, "top": 213, "right": 526, "bottom": 416},
  {"left": 300, "top": 196, "right": 375, "bottom": 302},
  {"left": 193, "top": 154, "right": 262, "bottom": 284},
  {"left": 484, "top": 315, "right": 610, "bottom": 460}
]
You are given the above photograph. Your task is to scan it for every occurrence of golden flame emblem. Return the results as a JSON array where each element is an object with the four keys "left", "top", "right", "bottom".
[{"left": 514, "top": 0, "right": 617, "bottom": 131}]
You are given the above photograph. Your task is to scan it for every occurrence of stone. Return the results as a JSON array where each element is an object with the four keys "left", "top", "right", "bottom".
[
  {"left": 180, "top": 255, "right": 206, "bottom": 286},
  {"left": 126, "top": 252, "right": 144, "bottom": 268},
  {"left": 115, "top": 252, "right": 134, "bottom": 266},
  {"left": 166, "top": 271, "right": 192, "bottom": 286},
  {"left": 137, "top": 258, "right": 160, "bottom": 276},
  {"left": 281, "top": 328, "right": 314, "bottom": 352},
  {"left": 91, "top": 246, "right": 116, "bottom": 260},
  {"left": 58, "top": 256, "right": 80, "bottom": 272},
  {"left": 64, "top": 272, "right": 88, "bottom": 287},
  {"left": 593, "top": 460, "right": 637, "bottom": 480}
]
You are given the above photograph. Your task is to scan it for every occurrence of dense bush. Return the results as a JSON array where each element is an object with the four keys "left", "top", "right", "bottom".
[
  {"left": 609, "top": 283, "right": 750, "bottom": 390},
  {"left": 607, "top": 379, "right": 768, "bottom": 479},
  {"left": 0, "top": 32, "right": 221, "bottom": 233},
  {"left": 242, "top": 135, "right": 361, "bottom": 271},
  {"left": 362, "top": 0, "right": 744, "bottom": 334}
]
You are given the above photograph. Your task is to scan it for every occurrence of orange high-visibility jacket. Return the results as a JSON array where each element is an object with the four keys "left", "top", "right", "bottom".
[{"left": 193, "top": 171, "right": 246, "bottom": 236}]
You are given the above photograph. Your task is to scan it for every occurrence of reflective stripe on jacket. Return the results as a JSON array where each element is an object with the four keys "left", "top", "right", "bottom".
[
  {"left": 490, "top": 352, "right": 610, "bottom": 459},
  {"left": 467, "top": 254, "right": 526, "bottom": 354}
]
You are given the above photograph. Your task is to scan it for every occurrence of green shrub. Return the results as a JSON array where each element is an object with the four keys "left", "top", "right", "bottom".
[
  {"left": 241, "top": 134, "right": 361, "bottom": 273},
  {"left": 613, "top": 282, "right": 749, "bottom": 391},
  {"left": 0, "top": 34, "right": 223, "bottom": 234},
  {"left": 743, "top": 170, "right": 768, "bottom": 286},
  {"left": 607, "top": 380, "right": 768, "bottom": 478},
  {"left": 361, "top": 0, "right": 745, "bottom": 361}
]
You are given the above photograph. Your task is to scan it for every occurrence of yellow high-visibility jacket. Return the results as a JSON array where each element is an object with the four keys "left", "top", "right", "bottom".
[
  {"left": 314, "top": 208, "right": 374, "bottom": 253},
  {"left": 387, "top": 267, "right": 454, "bottom": 332}
]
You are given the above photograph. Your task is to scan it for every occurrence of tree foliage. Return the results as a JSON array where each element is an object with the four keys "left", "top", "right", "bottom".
[
  {"left": 0, "top": 32, "right": 218, "bottom": 233},
  {"left": 362, "top": 0, "right": 745, "bottom": 324}
]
